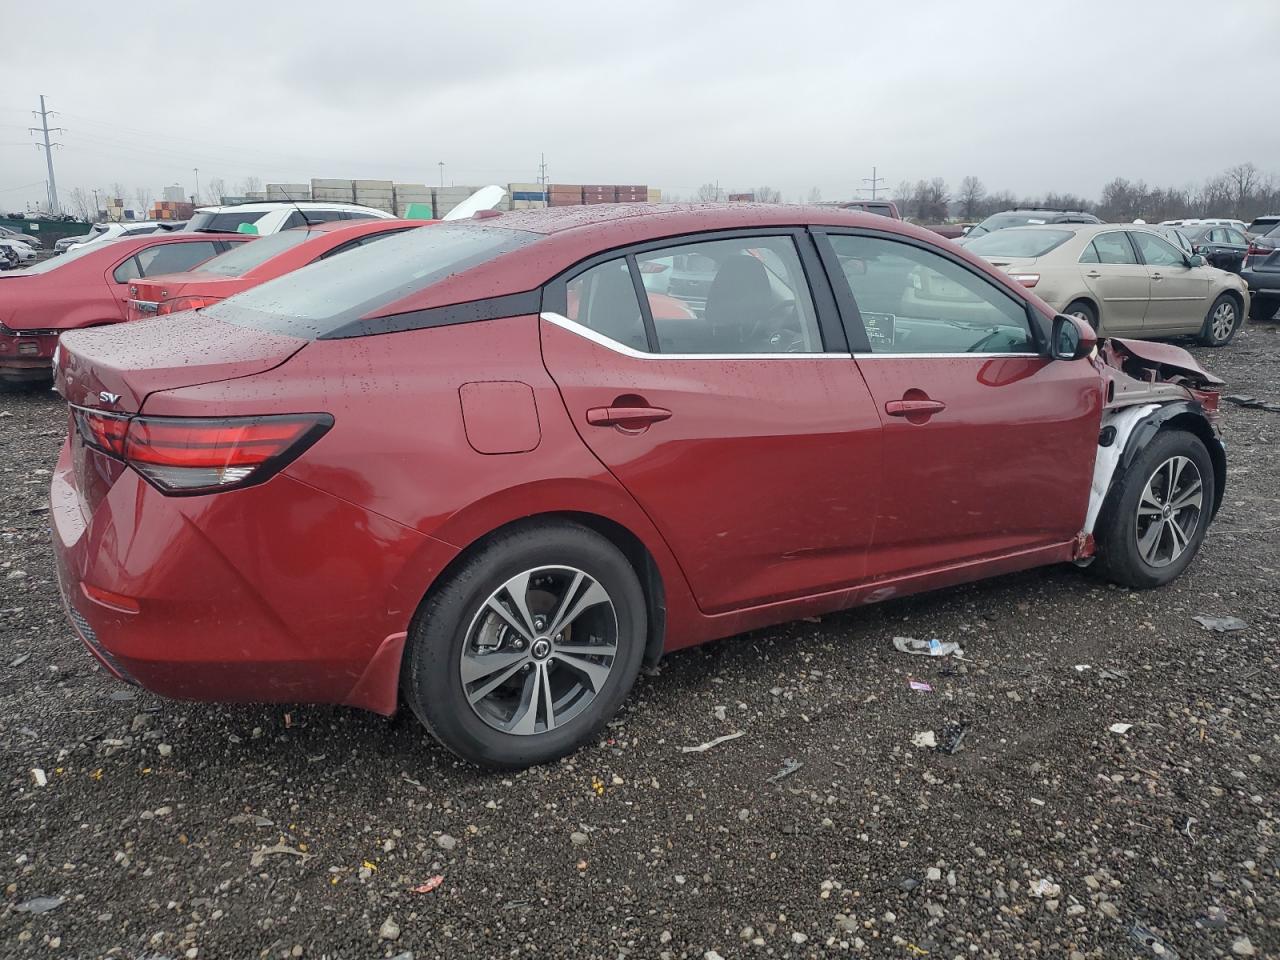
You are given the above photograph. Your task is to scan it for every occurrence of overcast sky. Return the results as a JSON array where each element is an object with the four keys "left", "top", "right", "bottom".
[{"left": 2, "top": 0, "right": 1277, "bottom": 213}]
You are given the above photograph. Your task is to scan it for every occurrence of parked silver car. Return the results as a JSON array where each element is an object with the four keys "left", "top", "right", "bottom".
[{"left": 963, "top": 224, "right": 1250, "bottom": 346}]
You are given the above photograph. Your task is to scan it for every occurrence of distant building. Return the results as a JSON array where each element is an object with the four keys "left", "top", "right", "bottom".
[{"left": 163, "top": 185, "right": 186, "bottom": 203}]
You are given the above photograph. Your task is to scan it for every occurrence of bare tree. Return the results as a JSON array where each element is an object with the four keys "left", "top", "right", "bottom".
[
  {"left": 1225, "top": 162, "right": 1259, "bottom": 216},
  {"left": 958, "top": 176, "right": 986, "bottom": 219},
  {"left": 911, "top": 178, "right": 950, "bottom": 222},
  {"left": 806, "top": 186, "right": 822, "bottom": 203},
  {"left": 753, "top": 186, "right": 782, "bottom": 204},
  {"left": 695, "top": 183, "right": 721, "bottom": 202},
  {"left": 134, "top": 187, "right": 152, "bottom": 219},
  {"left": 892, "top": 180, "right": 914, "bottom": 213},
  {"left": 239, "top": 175, "right": 263, "bottom": 196},
  {"left": 67, "top": 187, "right": 95, "bottom": 222},
  {"left": 205, "top": 177, "right": 226, "bottom": 204}
]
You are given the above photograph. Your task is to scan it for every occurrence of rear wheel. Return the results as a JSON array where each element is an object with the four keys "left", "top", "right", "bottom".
[
  {"left": 1063, "top": 299, "right": 1098, "bottom": 331},
  {"left": 1094, "top": 430, "right": 1214, "bottom": 589},
  {"left": 1199, "top": 294, "right": 1240, "bottom": 346},
  {"left": 401, "top": 521, "right": 646, "bottom": 769}
]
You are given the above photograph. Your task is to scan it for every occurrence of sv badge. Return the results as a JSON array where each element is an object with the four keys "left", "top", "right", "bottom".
[{"left": 99, "top": 391, "right": 121, "bottom": 406}]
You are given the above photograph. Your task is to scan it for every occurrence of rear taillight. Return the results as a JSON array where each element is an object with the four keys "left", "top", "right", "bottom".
[
  {"left": 156, "top": 295, "right": 222, "bottom": 316},
  {"left": 1009, "top": 273, "right": 1040, "bottom": 288},
  {"left": 73, "top": 409, "right": 332, "bottom": 495}
]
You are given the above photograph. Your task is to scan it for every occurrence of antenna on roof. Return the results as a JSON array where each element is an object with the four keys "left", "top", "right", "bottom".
[{"left": 275, "top": 185, "right": 315, "bottom": 227}]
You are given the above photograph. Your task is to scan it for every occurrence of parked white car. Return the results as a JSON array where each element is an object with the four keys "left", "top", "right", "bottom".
[
  {"left": 0, "top": 236, "right": 37, "bottom": 269},
  {"left": 182, "top": 201, "right": 395, "bottom": 235},
  {"left": 57, "top": 220, "right": 177, "bottom": 253}
]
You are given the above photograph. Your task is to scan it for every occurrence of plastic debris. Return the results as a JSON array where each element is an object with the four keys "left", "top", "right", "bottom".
[
  {"left": 681, "top": 730, "right": 745, "bottom": 753},
  {"left": 911, "top": 731, "right": 938, "bottom": 749},
  {"left": 1109, "top": 722, "right": 1133, "bottom": 735},
  {"left": 410, "top": 875, "right": 444, "bottom": 894},
  {"left": 249, "top": 842, "right": 313, "bottom": 868},
  {"left": 1192, "top": 615, "right": 1247, "bottom": 633},
  {"left": 1223, "top": 394, "right": 1280, "bottom": 413},
  {"left": 893, "top": 636, "right": 963, "bottom": 658},
  {"left": 908, "top": 680, "right": 933, "bottom": 692},
  {"left": 1073, "top": 664, "right": 1091, "bottom": 672},
  {"left": 30, "top": 768, "right": 47, "bottom": 787},
  {"left": 767, "top": 758, "right": 804, "bottom": 782},
  {"left": 939, "top": 720, "right": 971, "bottom": 754},
  {"left": 16, "top": 896, "right": 63, "bottom": 914}
]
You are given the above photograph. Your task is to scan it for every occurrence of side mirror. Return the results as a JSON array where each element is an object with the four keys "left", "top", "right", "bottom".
[
  {"left": 960, "top": 225, "right": 971, "bottom": 235},
  {"left": 1186, "top": 253, "right": 1204, "bottom": 267},
  {"left": 1050, "top": 313, "right": 1097, "bottom": 361},
  {"left": 843, "top": 257, "right": 868, "bottom": 276}
]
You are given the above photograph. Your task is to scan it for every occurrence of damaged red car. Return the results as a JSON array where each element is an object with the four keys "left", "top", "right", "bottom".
[{"left": 50, "top": 204, "right": 1226, "bottom": 769}]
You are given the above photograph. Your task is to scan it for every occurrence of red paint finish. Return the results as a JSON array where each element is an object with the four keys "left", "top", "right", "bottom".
[
  {"left": 46, "top": 204, "right": 1209, "bottom": 716},
  {"left": 459, "top": 381, "right": 541, "bottom": 454},
  {"left": 0, "top": 234, "right": 242, "bottom": 382},
  {"left": 126, "top": 219, "right": 430, "bottom": 320}
]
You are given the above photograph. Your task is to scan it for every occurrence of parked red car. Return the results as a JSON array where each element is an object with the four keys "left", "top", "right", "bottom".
[
  {"left": 0, "top": 233, "right": 244, "bottom": 386},
  {"left": 51, "top": 204, "right": 1226, "bottom": 769},
  {"left": 126, "top": 218, "right": 430, "bottom": 320}
]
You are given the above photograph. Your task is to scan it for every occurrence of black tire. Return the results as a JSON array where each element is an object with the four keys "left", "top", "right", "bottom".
[
  {"left": 1063, "top": 299, "right": 1099, "bottom": 332},
  {"left": 1250, "top": 294, "right": 1279, "bottom": 323},
  {"left": 1093, "top": 429, "right": 1215, "bottom": 589},
  {"left": 401, "top": 520, "right": 646, "bottom": 769},
  {"left": 1199, "top": 293, "right": 1241, "bottom": 346}
]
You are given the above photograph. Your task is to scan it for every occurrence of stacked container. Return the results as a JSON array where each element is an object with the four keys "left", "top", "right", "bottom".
[
  {"left": 582, "top": 185, "right": 614, "bottom": 205},
  {"left": 616, "top": 185, "right": 648, "bottom": 203},
  {"left": 548, "top": 184, "right": 583, "bottom": 207},
  {"left": 508, "top": 182, "right": 548, "bottom": 210},
  {"left": 647, "top": 188, "right": 662, "bottom": 203},
  {"left": 310, "top": 178, "right": 355, "bottom": 203},
  {"left": 149, "top": 200, "right": 194, "bottom": 221},
  {"left": 265, "top": 183, "right": 311, "bottom": 201},
  {"left": 393, "top": 183, "right": 434, "bottom": 218}
]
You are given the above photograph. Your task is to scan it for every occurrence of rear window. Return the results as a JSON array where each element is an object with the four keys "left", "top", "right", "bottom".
[
  {"left": 207, "top": 224, "right": 536, "bottom": 339},
  {"left": 11, "top": 241, "right": 103, "bottom": 275},
  {"left": 1249, "top": 218, "right": 1280, "bottom": 233},
  {"left": 187, "top": 211, "right": 267, "bottom": 233},
  {"left": 964, "top": 228, "right": 1073, "bottom": 258},
  {"left": 197, "top": 229, "right": 317, "bottom": 277}
]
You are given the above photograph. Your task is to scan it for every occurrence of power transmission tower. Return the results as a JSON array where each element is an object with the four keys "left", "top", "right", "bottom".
[
  {"left": 193, "top": 168, "right": 200, "bottom": 203},
  {"left": 28, "top": 95, "right": 63, "bottom": 214},
  {"left": 861, "top": 166, "right": 885, "bottom": 200},
  {"left": 537, "top": 153, "right": 548, "bottom": 188}
]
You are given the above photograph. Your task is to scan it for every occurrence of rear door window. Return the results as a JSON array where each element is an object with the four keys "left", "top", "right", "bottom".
[
  {"left": 566, "top": 259, "right": 648, "bottom": 351},
  {"left": 1090, "top": 232, "right": 1139, "bottom": 265},
  {"left": 1131, "top": 232, "right": 1186, "bottom": 266}
]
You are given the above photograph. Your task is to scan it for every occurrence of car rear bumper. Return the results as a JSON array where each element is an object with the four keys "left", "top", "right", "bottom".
[
  {"left": 0, "top": 330, "right": 58, "bottom": 382},
  {"left": 51, "top": 439, "right": 458, "bottom": 714},
  {"left": 1239, "top": 268, "right": 1280, "bottom": 296}
]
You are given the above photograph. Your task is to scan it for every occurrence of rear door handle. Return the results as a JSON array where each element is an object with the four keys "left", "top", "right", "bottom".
[
  {"left": 586, "top": 405, "right": 672, "bottom": 427},
  {"left": 1085, "top": 270, "right": 1102, "bottom": 279},
  {"left": 885, "top": 399, "right": 946, "bottom": 417}
]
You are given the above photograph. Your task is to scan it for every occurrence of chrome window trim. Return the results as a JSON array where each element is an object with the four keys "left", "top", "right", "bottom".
[
  {"left": 539, "top": 311, "right": 853, "bottom": 360},
  {"left": 850, "top": 351, "right": 1040, "bottom": 360}
]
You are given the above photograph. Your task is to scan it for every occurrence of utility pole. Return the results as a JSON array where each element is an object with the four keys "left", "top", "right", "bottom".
[
  {"left": 29, "top": 95, "right": 63, "bottom": 215},
  {"left": 438, "top": 161, "right": 445, "bottom": 188},
  {"left": 92, "top": 189, "right": 101, "bottom": 220},
  {"left": 537, "top": 153, "right": 548, "bottom": 188},
  {"left": 861, "top": 165, "right": 885, "bottom": 200},
  {"left": 193, "top": 168, "right": 200, "bottom": 203}
]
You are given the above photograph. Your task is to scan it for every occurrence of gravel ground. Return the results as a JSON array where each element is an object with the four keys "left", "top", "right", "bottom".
[{"left": 2, "top": 324, "right": 1278, "bottom": 960}]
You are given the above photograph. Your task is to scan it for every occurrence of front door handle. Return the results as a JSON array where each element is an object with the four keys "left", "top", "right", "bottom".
[
  {"left": 885, "top": 399, "right": 946, "bottom": 417},
  {"left": 586, "top": 404, "right": 672, "bottom": 428},
  {"left": 1085, "top": 270, "right": 1102, "bottom": 279},
  {"left": 1151, "top": 272, "right": 1164, "bottom": 281}
]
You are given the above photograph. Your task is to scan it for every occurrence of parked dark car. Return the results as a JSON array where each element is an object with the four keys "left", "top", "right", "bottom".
[
  {"left": 1241, "top": 223, "right": 1280, "bottom": 321},
  {"left": 1245, "top": 215, "right": 1280, "bottom": 238},
  {"left": 835, "top": 200, "right": 900, "bottom": 219},
  {"left": 961, "top": 208, "right": 1101, "bottom": 242},
  {"left": 1178, "top": 223, "right": 1250, "bottom": 272},
  {"left": 50, "top": 204, "right": 1226, "bottom": 769}
]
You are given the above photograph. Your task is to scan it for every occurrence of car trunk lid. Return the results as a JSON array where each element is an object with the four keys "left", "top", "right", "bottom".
[{"left": 55, "top": 313, "right": 307, "bottom": 412}]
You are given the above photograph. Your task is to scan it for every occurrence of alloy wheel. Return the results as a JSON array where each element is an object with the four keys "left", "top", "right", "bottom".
[
  {"left": 459, "top": 566, "right": 618, "bottom": 735},
  {"left": 1135, "top": 455, "right": 1203, "bottom": 568},
  {"left": 1210, "top": 301, "right": 1237, "bottom": 341}
]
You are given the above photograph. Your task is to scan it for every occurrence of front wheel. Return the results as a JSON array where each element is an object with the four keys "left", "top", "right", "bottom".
[
  {"left": 401, "top": 521, "right": 646, "bottom": 769},
  {"left": 1199, "top": 294, "right": 1240, "bottom": 346},
  {"left": 1093, "top": 430, "right": 1214, "bottom": 589},
  {"left": 1063, "top": 299, "right": 1099, "bottom": 332}
]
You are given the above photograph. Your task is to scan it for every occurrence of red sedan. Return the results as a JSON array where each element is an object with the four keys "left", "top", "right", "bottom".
[
  {"left": 126, "top": 218, "right": 430, "bottom": 320},
  {"left": 0, "top": 233, "right": 244, "bottom": 386},
  {"left": 50, "top": 204, "right": 1226, "bottom": 769}
]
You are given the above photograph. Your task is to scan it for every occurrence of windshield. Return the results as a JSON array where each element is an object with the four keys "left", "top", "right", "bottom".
[
  {"left": 207, "top": 224, "right": 536, "bottom": 339},
  {"left": 196, "top": 229, "right": 316, "bottom": 277},
  {"left": 969, "top": 213, "right": 1055, "bottom": 238},
  {"left": 9, "top": 241, "right": 104, "bottom": 275},
  {"left": 187, "top": 210, "right": 268, "bottom": 233},
  {"left": 965, "top": 228, "right": 1073, "bottom": 258}
]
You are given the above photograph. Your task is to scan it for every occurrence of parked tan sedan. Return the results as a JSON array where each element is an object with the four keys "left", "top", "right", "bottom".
[{"left": 964, "top": 224, "right": 1250, "bottom": 345}]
